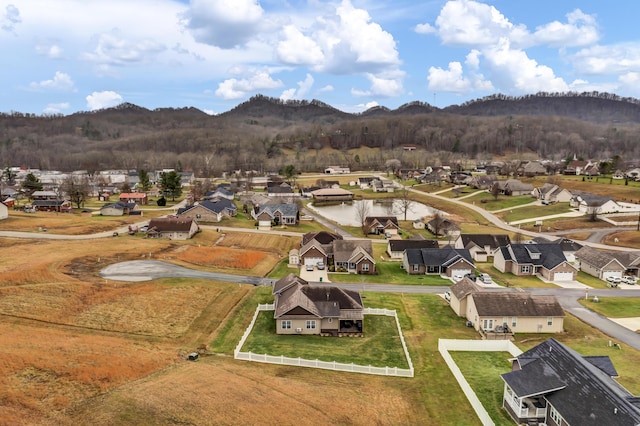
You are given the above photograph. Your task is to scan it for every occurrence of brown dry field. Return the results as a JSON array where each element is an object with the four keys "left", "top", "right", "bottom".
[{"left": 603, "top": 230, "right": 640, "bottom": 247}]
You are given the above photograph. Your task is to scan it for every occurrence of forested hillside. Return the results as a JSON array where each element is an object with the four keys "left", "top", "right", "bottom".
[{"left": 0, "top": 92, "right": 639, "bottom": 175}]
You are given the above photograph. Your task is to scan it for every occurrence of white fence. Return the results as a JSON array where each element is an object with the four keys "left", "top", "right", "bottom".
[
  {"left": 234, "top": 305, "right": 414, "bottom": 377},
  {"left": 438, "top": 339, "right": 523, "bottom": 426}
]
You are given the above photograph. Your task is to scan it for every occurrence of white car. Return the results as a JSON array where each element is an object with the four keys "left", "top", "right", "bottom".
[
  {"left": 306, "top": 264, "right": 314, "bottom": 272},
  {"left": 453, "top": 274, "right": 463, "bottom": 282},
  {"left": 479, "top": 273, "right": 491, "bottom": 283},
  {"left": 606, "top": 276, "right": 621, "bottom": 286},
  {"left": 444, "top": 291, "right": 451, "bottom": 302},
  {"left": 622, "top": 276, "right": 637, "bottom": 285}
]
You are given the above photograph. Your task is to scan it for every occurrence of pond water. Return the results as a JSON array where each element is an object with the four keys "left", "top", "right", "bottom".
[{"left": 309, "top": 199, "right": 444, "bottom": 227}]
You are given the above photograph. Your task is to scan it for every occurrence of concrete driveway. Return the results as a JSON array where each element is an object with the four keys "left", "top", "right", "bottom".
[{"left": 299, "top": 266, "right": 330, "bottom": 283}]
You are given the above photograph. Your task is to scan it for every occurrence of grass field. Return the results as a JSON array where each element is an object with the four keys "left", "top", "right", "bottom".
[{"left": 579, "top": 296, "right": 640, "bottom": 318}]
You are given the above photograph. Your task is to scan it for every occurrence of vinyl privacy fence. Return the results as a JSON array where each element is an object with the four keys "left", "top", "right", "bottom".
[{"left": 234, "top": 304, "right": 414, "bottom": 377}]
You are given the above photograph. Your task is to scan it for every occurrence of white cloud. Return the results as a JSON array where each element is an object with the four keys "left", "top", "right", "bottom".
[
  {"left": 35, "top": 41, "right": 63, "bottom": 59},
  {"left": 83, "top": 30, "right": 166, "bottom": 66},
  {"left": 428, "top": 62, "right": 472, "bottom": 93},
  {"left": 43, "top": 102, "right": 70, "bottom": 114},
  {"left": 533, "top": 9, "right": 599, "bottom": 47},
  {"left": 1, "top": 4, "right": 20, "bottom": 33},
  {"left": 276, "top": 25, "right": 324, "bottom": 65},
  {"left": 29, "top": 71, "right": 75, "bottom": 92},
  {"left": 215, "top": 71, "right": 283, "bottom": 100},
  {"left": 280, "top": 74, "right": 314, "bottom": 101},
  {"left": 572, "top": 43, "right": 640, "bottom": 75},
  {"left": 183, "top": 0, "right": 264, "bottom": 49},
  {"left": 414, "top": 23, "right": 435, "bottom": 34},
  {"left": 319, "top": 85, "right": 334, "bottom": 92},
  {"left": 86, "top": 91, "right": 123, "bottom": 110}
]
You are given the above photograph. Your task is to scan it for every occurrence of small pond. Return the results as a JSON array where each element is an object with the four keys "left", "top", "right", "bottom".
[{"left": 309, "top": 199, "right": 444, "bottom": 227}]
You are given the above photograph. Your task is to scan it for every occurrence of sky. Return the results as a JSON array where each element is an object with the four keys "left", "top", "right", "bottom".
[{"left": 1, "top": 0, "right": 639, "bottom": 115}]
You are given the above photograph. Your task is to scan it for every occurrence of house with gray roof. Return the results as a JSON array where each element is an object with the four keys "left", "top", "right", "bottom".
[
  {"left": 575, "top": 246, "right": 640, "bottom": 280},
  {"left": 402, "top": 246, "right": 474, "bottom": 277},
  {"left": 332, "top": 239, "right": 376, "bottom": 274},
  {"left": 146, "top": 217, "right": 199, "bottom": 240},
  {"left": 570, "top": 192, "right": 621, "bottom": 214},
  {"left": 490, "top": 179, "right": 534, "bottom": 196},
  {"left": 454, "top": 234, "right": 511, "bottom": 262},
  {"left": 532, "top": 183, "right": 573, "bottom": 203},
  {"left": 100, "top": 201, "right": 138, "bottom": 216},
  {"left": 501, "top": 338, "right": 640, "bottom": 426},
  {"left": 272, "top": 274, "right": 364, "bottom": 336},
  {"left": 252, "top": 203, "right": 299, "bottom": 229},
  {"left": 177, "top": 198, "right": 237, "bottom": 222},
  {"left": 494, "top": 243, "right": 577, "bottom": 281}
]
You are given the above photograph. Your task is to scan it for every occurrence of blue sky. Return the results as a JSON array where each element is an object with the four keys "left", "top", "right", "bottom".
[{"left": 1, "top": 0, "right": 638, "bottom": 115}]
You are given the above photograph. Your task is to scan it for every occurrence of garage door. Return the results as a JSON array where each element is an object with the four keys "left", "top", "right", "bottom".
[
  {"left": 553, "top": 272, "right": 574, "bottom": 281},
  {"left": 451, "top": 268, "right": 472, "bottom": 278},
  {"left": 304, "top": 257, "right": 322, "bottom": 266},
  {"left": 602, "top": 271, "right": 623, "bottom": 280}
]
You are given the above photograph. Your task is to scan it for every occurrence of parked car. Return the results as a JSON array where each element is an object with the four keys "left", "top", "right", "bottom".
[
  {"left": 453, "top": 274, "right": 463, "bottom": 282},
  {"left": 444, "top": 291, "right": 451, "bottom": 302},
  {"left": 622, "top": 275, "right": 637, "bottom": 285},
  {"left": 606, "top": 276, "right": 621, "bottom": 287},
  {"left": 317, "top": 261, "right": 325, "bottom": 270},
  {"left": 479, "top": 273, "right": 491, "bottom": 283},
  {"left": 306, "top": 264, "right": 314, "bottom": 272}
]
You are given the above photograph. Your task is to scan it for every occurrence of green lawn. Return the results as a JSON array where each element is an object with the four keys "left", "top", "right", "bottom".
[
  {"left": 329, "top": 262, "right": 452, "bottom": 285},
  {"left": 497, "top": 202, "right": 573, "bottom": 223},
  {"left": 450, "top": 352, "right": 514, "bottom": 426},
  {"left": 474, "top": 264, "right": 557, "bottom": 288},
  {"left": 241, "top": 312, "right": 410, "bottom": 368},
  {"left": 576, "top": 271, "right": 611, "bottom": 289},
  {"left": 461, "top": 193, "right": 536, "bottom": 211},
  {"left": 579, "top": 296, "right": 640, "bottom": 318}
]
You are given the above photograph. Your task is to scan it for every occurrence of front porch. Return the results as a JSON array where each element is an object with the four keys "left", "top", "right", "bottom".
[
  {"left": 321, "top": 319, "right": 363, "bottom": 337},
  {"left": 503, "top": 385, "right": 547, "bottom": 425}
]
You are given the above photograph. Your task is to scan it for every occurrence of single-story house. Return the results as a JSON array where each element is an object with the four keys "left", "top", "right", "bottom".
[
  {"left": 204, "top": 187, "right": 235, "bottom": 201},
  {"left": 333, "top": 239, "right": 376, "bottom": 274},
  {"left": 574, "top": 246, "right": 638, "bottom": 280},
  {"left": 297, "top": 231, "right": 344, "bottom": 269},
  {"left": 501, "top": 338, "right": 640, "bottom": 426},
  {"left": 426, "top": 216, "right": 461, "bottom": 239},
  {"left": 494, "top": 244, "right": 577, "bottom": 281},
  {"left": 570, "top": 192, "right": 622, "bottom": 214},
  {"left": 490, "top": 179, "right": 534, "bottom": 196},
  {"left": 522, "top": 161, "right": 547, "bottom": 177},
  {"left": 532, "top": 183, "right": 573, "bottom": 203},
  {"left": 273, "top": 274, "right": 363, "bottom": 336},
  {"left": 119, "top": 192, "right": 148, "bottom": 205},
  {"left": 454, "top": 234, "right": 511, "bottom": 262},
  {"left": 146, "top": 217, "right": 200, "bottom": 240},
  {"left": 468, "top": 175, "right": 497, "bottom": 190},
  {"left": 100, "top": 201, "right": 138, "bottom": 216},
  {"left": 356, "top": 176, "right": 377, "bottom": 188},
  {"left": 252, "top": 203, "right": 299, "bottom": 229},
  {"left": 266, "top": 182, "right": 295, "bottom": 197},
  {"left": 177, "top": 199, "right": 237, "bottom": 222},
  {"left": 532, "top": 237, "right": 583, "bottom": 264},
  {"left": 386, "top": 238, "right": 439, "bottom": 260},
  {"left": 364, "top": 216, "right": 399, "bottom": 235},
  {"left": 32, "top": 199, "right": 72, "bottom": 213},
  {"left": 402, "top": 246, "right": 474, "bottom": 277},
  {"left": 324, "top": 166, "right": 350, "bottom": 174},
  {"left": 310, "top": 188, "right": 354, "bottom": 203}
]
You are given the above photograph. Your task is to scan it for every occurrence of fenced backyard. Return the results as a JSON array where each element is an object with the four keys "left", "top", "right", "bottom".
[{"left": 234, "top": 304, "right": 414, "bottom": 377}]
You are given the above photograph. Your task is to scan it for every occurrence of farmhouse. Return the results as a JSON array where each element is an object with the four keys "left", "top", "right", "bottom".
[
  {"left": 146, "top": 217, "right": 200, "bottom": 240},
  {"left": 272, "top": 274, "right": 364, "bottom": 336},
  {"left": 501, "top": 338, "right": 640, "bottom": 426}
]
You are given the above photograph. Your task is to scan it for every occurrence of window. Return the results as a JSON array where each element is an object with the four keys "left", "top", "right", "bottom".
[
  {"left": 362, "top": 263, "right": 369, "bottom": 272},
  {"left": 511, "top": 317, "right": 517, "bottom": 327},
  {"left": 549, "top": 405, "right": 562, "bottom": 425},
  {"left": 547, "top": 317, "right": 553, "bottom": 326},
  {"left": 281, "top": 320, "right": 291, "bottom": 330},
  {"left": 306, "top": 320, "right": 316, "bottom": 330},
  {"left": 328, "top": 318, "right": 332, "bottom": 323},
  {"left": 413, "top": 264, "right": 420, "bottom": 272},
  {"left": 521, "top": 265, "right": 531, "bottom": 273}
]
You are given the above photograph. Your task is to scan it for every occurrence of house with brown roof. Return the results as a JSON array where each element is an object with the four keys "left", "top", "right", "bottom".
[
  {"left": 574, "top": 246, "right": 640, "bottom": 280},
  {"left": 532, "top": 183, "right": 573, "bottom": 203},
  {"left": 272, "top": 274, "right": 364, "bottom": 336},
  {"left": 449, "top": 278, "right": 565, "bottom": 335},
  {"left": 490, "top": 179, "right": 534, "bottom": 196},
  {"left": 119, "top": 192, "right": 148, "bottom": 205},
  {"left": 146, "top": 217, "right": 199, "bottom": 240},
  {"left": 298, "top": 232, "right": 375, "bottom": 274},
  {"left": 364, "top": 216, "right": 399, "bottom": 235},
  {"left": 426, "top": 216, "right": 461, "bottom": 238}
]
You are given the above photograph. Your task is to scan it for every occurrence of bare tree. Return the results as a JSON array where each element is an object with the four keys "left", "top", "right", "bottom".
[
  {"left": 490, "top": 182, "right": 501, "bottom": 200},
  {"left": 585, "top": 203, "right": 601, "bottom": 222},
  {"left": 355, "top": 199, "right": 371, "bottom": 236},
  {"left": 395, "top": 187, "right": 416, "bottom": 221},
  {"left": 385, "top": 158, "right": 402, "bottom": 177},
  {"left": 61, "top": 175, "right": 91, "bottom": 209}
]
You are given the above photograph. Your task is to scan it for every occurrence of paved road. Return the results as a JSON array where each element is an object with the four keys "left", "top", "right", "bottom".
[{"left": 100, "top": 260, "right": 640, "bottom": 350}]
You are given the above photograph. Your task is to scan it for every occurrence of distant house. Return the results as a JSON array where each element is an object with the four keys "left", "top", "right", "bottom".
[
  {"left": 31, "top": 190, "right": 59, "bottom": 201},
  {"left": 500, "top": 338, "right": 640, "bottom": 426},
  {"left": 402, "top": 246, "right": 474, "bottom": 277},
  {"left": 522, "top": 161, "right": 547, "bottom": 177},
  {"left": 252, "top": 203, "right": 299, "bottom": 229},
  {"left": 356, "top": 176, "right": 377, "bottom": 188},
  {"left": 468, "top": 175, "right": 497, "bottom": 190},
  {"left": 532, "top": 183, "right": 573, "bottom": 203},
  {"left": 100, "top": 201, "right": 138, "bottom": 216},
  {"left": 177, "top": 199, "right": 237, "bottom": 222},
  {"left": 324, "top": 166, "right": 350, "bottom": 174},
  {"left": 204, "top": 187, "right": 235, "bottom": 201},
  {"left": 426, "top": 216, "right": 461, "bottom": 239},
  {"left": 146, "top": 217, "right": 199, "bottom": 240},
  {"left": 32, "top": 199, "right": 72, "bottom": 213},
  {"left": 564, "top": 160, "right": 589, "bottom": 175},
  {"left": 449, "top": 278, "right": 565, "bottom": 334},
  {"left": 272, "top": 274, "right": 364, "bottom": 336},
  {"left": 266, "top": 182, "right": 295, "bottom": 197},
  {"left": 490, "top": 179, "right": 534, "bottom": 196},
  {"left": 412, "top": 218, "right": 426, "bottom": 229},
  {"left": 310, "top": 188, "right": 354, "bottom": 203},
  {"left": 570, "top": 192, "right": 622, "bottom": 214},
  {"left": 454, "top": 234, "right": 511, "bottom": 262},
  {"left": 364, "top": 216, "right": 399, "bottom": 235},
  {"left": 0, "top": 202, "right": 7, "bottom": 220},
  {"left": 386, "top": 238, "right": 439, "bottom": 260},
  {"left": 119, "top": 192, "right": 148, "bottom": 205},
  {"left": 494, "top": 244, "right": 577, "bottom": 281}
]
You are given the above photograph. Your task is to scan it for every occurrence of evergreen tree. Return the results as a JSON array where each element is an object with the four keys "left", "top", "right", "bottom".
[
  {"left": 159, "top": 171, "right": 182, "bottom": 201},
  {"left": 138, "top": 169, "right": 152, "bottom": 192},
  {"left": 22, "top": 173, "right": 43, "bottom": 199}
]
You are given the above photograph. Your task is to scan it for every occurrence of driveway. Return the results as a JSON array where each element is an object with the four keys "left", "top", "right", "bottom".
[{"left": 299, "top": 265, "right": 330, "bottom": 283}]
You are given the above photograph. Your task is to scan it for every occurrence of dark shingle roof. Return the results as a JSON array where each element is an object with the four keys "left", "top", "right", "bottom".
[
  {"left": 405, "top": 246, "right": 474, "bottom": 266},
  {"left": 460, "top": 234, "right": 511, "bottom": 250},
  {"left": 178, "top": 198, "right": 236, "bottom": 215},
  {"left": 502, "top": 338, "right": 640, "bottom": 425},
  {"left": 302, "top": 231, "right": 343, "bottom": 246},
  {"left": 504, "top": 244, "right": 569, "bottom": 269},
  {"left": 388, "top": 239, "right": 439, "bottom": 252}
]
